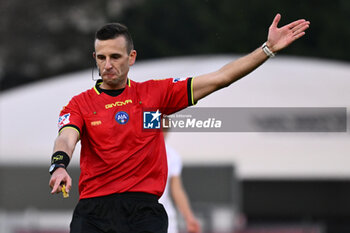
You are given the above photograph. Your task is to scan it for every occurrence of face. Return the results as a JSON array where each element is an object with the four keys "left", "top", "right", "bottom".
[{"left": 93, "top": 36, "right": 136, "bottom": 89}]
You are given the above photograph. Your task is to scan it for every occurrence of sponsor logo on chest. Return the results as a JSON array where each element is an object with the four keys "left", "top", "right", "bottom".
[{"left": 105, "top": 99, "right": 132, "bottom": 109}]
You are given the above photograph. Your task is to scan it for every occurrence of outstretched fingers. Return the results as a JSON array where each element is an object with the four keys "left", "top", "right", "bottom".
[
  {"left": 287, "top": 19, "right": 310, "bottom": 31},
  {"left": 267, "top": 14, "right": 310, "bottom": 51},
  {"left": 293, "top": 31, "right": 306, "bottom": 40},
  {"left": 290, "top": 21, "right": 310, "bottom": 39},
  {"left": 286, "top": 19, "right": 306, "bottom": 29}
]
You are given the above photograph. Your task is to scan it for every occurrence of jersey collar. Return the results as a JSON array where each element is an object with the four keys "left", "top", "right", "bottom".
[{"left": 93, "top": 78, "right": 131, "bottom": 95}]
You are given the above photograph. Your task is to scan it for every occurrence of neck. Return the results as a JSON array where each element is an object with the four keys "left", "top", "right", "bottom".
[{"left": 100, "top": 79, "right": 127, "bottom": 90}]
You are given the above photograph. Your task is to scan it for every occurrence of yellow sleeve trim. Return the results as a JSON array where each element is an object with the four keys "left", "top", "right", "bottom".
[{"left": 191, "top": 77, "right": 196, "bottom": 105}]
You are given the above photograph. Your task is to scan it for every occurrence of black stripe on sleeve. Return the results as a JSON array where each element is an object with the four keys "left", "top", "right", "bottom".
[
  {"left": 58, "top": 124, "right": 81, "bottom": 135},
  {"left": 187, "top": 77, "right": 194, "bottom": 106}
]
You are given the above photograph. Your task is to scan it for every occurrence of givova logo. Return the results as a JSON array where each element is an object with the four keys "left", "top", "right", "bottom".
[{"left": 143, "top": 110, "right": 161, "bottom": 129}]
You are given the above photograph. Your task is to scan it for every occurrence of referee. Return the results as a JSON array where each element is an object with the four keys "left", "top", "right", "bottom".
[{"left": 49, "top": 14, "right": 309, "bottom": 233}]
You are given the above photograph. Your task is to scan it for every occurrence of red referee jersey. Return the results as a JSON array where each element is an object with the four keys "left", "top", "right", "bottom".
[{"left": 57, "top": 78, "right": 194, "bottom": 199}]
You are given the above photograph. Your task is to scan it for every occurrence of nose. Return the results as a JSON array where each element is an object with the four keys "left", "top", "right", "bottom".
[{"left": 104, "top": 58, "right": 112, "bottom": 70}]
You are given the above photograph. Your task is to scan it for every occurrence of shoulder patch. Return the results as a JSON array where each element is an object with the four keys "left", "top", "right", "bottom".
[
  {"left": 172, "top": 77, "right": 187, "bottom": 83},
  {"left": 58, "top": 113, "right": 71, "bottom": 129}
]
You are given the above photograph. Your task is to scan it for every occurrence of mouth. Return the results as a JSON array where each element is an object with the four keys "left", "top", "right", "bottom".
[{"left": 103, "top": 73, "right": 116, "bottom": 78}]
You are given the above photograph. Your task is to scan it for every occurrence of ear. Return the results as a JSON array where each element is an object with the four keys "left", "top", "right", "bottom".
[
  {"left": 92, "top": 52, "right": 100, "bottom": 76},
  {"left": 128, "top": 50, "right": 137, "bottom": 66}
]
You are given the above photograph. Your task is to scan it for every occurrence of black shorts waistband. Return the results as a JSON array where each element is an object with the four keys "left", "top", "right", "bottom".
[{"left": 82, "top": 192, "right": 159, "bottom": 202}]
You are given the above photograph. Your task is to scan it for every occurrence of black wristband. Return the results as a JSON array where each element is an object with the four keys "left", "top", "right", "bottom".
[{"left": 51, "top": 151, "right": 70, "bottom": 168}]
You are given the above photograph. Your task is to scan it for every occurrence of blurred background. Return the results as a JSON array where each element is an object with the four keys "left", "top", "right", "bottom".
[{"left": 1, "top": 0, "right": 350, "bottom": 232}]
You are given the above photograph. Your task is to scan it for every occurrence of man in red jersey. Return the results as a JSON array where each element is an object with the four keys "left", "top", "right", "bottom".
[{"left": 49, "top": 14, "right": 309, "bottom": 233}]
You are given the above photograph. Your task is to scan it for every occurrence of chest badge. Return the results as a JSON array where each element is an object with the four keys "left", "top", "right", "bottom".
[{"left": 115, "top": 111, "right": 129, "bottom": 124}]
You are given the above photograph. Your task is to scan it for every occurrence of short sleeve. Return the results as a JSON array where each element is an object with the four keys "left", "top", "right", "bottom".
[
  {"left": 157, "top": 77, "right": 195, "bottom": 115},
  {"left": 58, "top": 97, "right": 83, "bottom": 135}
]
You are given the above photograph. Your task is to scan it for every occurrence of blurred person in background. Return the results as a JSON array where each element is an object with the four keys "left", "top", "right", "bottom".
[
  {"left": 160, "top": 121, "right": 201, "bottom": 233},
  {"left": 48, "top": 14, "right": 309, "bottom": 233}
]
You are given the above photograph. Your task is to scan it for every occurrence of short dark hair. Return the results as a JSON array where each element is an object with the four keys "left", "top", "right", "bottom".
[{"left": 95, "top": 23, "right": 134, "bottom": 53}]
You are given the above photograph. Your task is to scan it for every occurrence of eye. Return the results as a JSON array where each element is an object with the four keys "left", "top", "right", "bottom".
[
  {"left": 96, "top": 55, "right": 106, "bottom": 61},
  {"left": 111, "top": 54, "right": 122, "bottom": 60}
]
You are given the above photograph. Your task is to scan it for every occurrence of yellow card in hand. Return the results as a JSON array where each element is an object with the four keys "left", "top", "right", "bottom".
[{"left": 62, "top": 184, "right": 69, "bottom": 198}]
